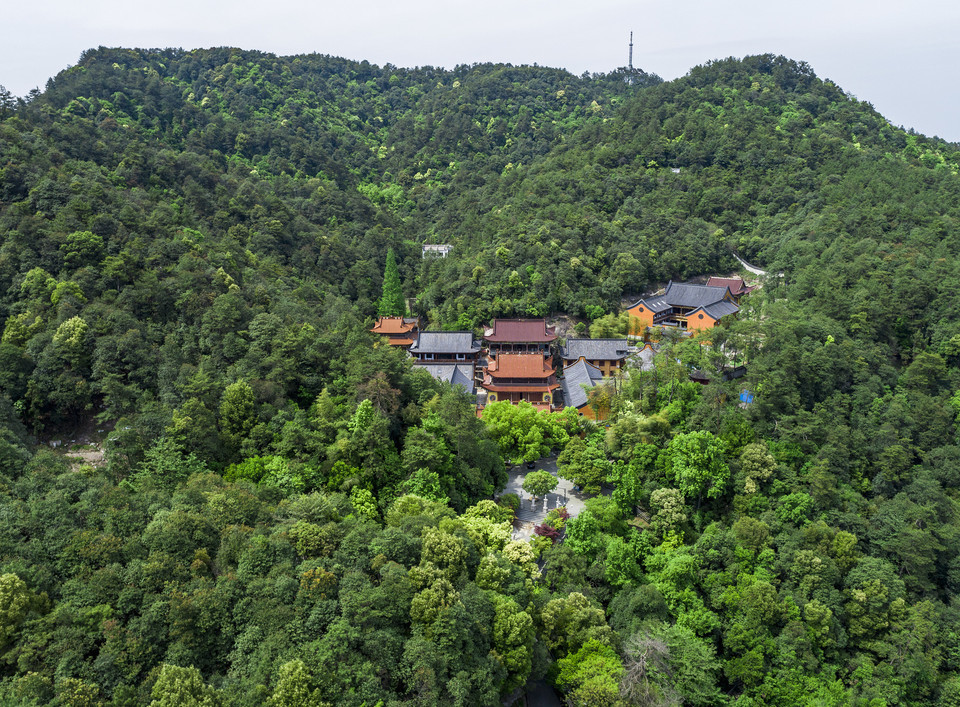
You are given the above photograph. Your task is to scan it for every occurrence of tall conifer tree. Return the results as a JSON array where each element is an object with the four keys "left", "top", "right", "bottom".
[{"left": 377, "top": 248, "right": 405, "bottom": 316}]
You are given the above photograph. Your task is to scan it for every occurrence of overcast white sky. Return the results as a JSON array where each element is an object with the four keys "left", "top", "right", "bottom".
[{"left": 3, "top": 0, "right": 959, "bottom": 142}]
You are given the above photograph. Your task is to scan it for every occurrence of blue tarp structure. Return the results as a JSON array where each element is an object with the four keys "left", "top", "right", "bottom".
[{"left": 739, "top": 389, "right": 755, "bottom": 404}]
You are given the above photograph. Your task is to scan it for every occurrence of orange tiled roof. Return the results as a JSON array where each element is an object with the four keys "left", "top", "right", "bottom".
[
  {"left": 371, "top": 316, "right": 418, "bottom": 335},
  {"left": 487, "top": 353, "right": 555, "bottom": 378}
]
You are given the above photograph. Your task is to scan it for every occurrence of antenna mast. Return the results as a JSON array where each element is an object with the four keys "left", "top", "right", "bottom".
[{"left": 628, "top": 31, "right": 634, "bottom": 71}]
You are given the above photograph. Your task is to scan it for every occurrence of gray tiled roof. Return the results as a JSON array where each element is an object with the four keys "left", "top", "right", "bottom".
[
  {"left": 633, "top": 295, "right": 671, "bottom": 313},
  {"left": 701, "top": 300, "right": 740, "bottom": 319},
  {"left": 630, "top": 281, "right": 734, "bottom": 312},
  {"left": 662, "top": 282, "right": 731, "bottom": 308},
  {"left": 561, "top": 338, "right": 631, "bottom": 361},
  {"left": 409, "top": 331, "right": 480, "bottom": 355},
  {"left": 561, "top": 359, "right": 604, "bottom": 409},
  {"left": 636, "top": 346, "right": 656, "bottom": 372},
  {"left": 418, "top": 364, "right": 476, "bottom": 394}
]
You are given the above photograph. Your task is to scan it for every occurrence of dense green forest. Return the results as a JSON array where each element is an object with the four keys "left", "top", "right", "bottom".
[{"left": 1, "top": 46, "right": 960, "bottom": 705}]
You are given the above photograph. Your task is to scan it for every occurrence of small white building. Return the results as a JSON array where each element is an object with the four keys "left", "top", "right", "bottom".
[{"left": 422, "top": 244, "right": 453, "bottom": 258}]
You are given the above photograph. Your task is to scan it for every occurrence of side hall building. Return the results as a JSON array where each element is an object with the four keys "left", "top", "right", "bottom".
[
  {"left": 560, "top": 358, "right": 609, "bottom": 420},
  {"left": 626, "top": 281, "right": 739, "bottom": 332},
  {"left": 560, "top": 338, "right": 632, "bottom": 377},
  {"left": 409, "top": 331, "right": 481, "bottom": 365},
  {"left": 417, "top": 363, "right": 476, "bottom": 395},
  {"left": 706, "top": 276, "right": 755, "bottom": 303},
  {"left": 410, "top": 331, "right": 483, "bottom": 388},
  {"left": 370, "top": 316, "right": 420, "bottom": 348}
]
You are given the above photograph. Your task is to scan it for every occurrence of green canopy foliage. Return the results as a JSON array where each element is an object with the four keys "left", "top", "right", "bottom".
[{"left": 376, "top": 248, "right": 405, "bottom": 317}]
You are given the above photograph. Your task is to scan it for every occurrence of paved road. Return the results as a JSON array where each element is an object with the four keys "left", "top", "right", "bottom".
[
  {"left": 499, "top": 455, "right": 592, "bottom": 540},
  {"left": 733, "top": 252, "right": 767, "bottom": 276}
]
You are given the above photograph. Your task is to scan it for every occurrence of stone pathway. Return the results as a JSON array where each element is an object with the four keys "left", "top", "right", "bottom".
[
  {"left": 733, "top": 252, "right": 767, "bottom": 276},
  {"left": 734, "top": 252, "right": 783, "bottom": 278}
]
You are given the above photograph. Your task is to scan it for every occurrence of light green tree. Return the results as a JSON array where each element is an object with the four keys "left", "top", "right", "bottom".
[
  {"left": 350, "top": 486, "right": 379, "bottom": 520},
  {"left": 664, "top": 431, "right": 729, "bottom": 507},
  {"left": 588, "top": 311, "right": 630, "bottom": 338},
  {"left": 410, "top": 577, "right": 459, "bottom": 628},
  {"left": 522, "top": 469, "right": 558, "bottom": 498},
  {"left": 0, "top": 573, "right": 38, "bottom": 650},
  {"left": 738, "top": 442, "right": 776, "bottom": 494},
  {"left": 137, "top": 437, "right": 209, "bottom": 489},
  {"left": 420, "top": 527, "right": 468, "bottom": 582},
  {"left": 52, "top": 316, "right": 89, "bottom": 366},
  {"left": 149, "top": 664, "right": 220, "bottom": 707},
  {"left": 541, "top": 592, "right": 614, "bottom": 655},
  {"left": 55, "top": 677, "right": 101, "bottom": 707},
  {"left": 555, "top": 639, "right": 624, "bottom": 707},
  {"left": 649, "top": 487, "right": 688, "bottom": 541},
  {"left": 490, "top": 596, "right": 535, "bottom": 693},
  {"left": 219, "top": 380, "right": 255, "bottom": 457},
  {"left": 61, "top": 230, "right": 104, "bottom": 268},
  {"left": 267, "top": 659, "right": 330, "bottom": 707},
  {"left": 557, "top": 434, "right": 610, "bottom": 495}
]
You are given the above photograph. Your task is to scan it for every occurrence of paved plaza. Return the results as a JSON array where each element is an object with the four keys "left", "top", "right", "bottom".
[{"left": 499, "top": 455, "right": 592, "bottom": 540}]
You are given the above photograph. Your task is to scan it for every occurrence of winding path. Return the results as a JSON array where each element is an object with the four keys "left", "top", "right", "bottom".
[{"left": 733, "top": 252, "right": 768, "bottom": 276}]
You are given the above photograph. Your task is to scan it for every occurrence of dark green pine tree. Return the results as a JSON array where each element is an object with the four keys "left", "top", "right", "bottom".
[{"left": 377, "top": 248, "right": 406, "bottom": 316}]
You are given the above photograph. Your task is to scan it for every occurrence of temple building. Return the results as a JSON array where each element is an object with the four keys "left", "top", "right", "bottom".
[
  {"left": 483, "top": 319, "right": 557, "bottom": 354},
  {"left": 422, "top": 244, "right": 453, "bottom": 258},
  {"left": 706, "top": 276, "right": 755, "bottom": 304},
  {"left": 481, "top": 353, "right": 559, "bottom": 410},
  {"left": 409, "top": 331, "right": 481, "bottom": 365},
  {"left": 560, "top": 358, "right": 609, "bottom": 420},
  {"left": 560, "top": 338, "right": 633, "bottom": 377},
  {"left": 370, "top": 316, "right": 420, "bottom": 349},
  {"left": 626, "top": 281, "right": 739, "bottom": 332},
  {"left": 417, "top": 363, "right": 476, "bottom": 395}
]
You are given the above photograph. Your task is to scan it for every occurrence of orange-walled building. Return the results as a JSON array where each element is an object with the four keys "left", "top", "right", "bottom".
[
  {"left": 626, "top": 281, "right": 738, "bottom": 333},
  {"left": 684, "top": 302, "right": 739, "bottom": 331}
]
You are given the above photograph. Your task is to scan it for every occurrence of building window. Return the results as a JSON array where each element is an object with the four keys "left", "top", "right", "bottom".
[
  {"left": 698, "top": 313, "right": 704, "bottom": 319},
  {"left": 456, "top": 353, "right": 465, "bottom": 360},
  {"left": 425, "top": 353, "right": 434, "bottom": 360}
]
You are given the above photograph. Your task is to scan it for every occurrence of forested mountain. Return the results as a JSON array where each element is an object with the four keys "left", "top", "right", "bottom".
[{"left": 1, "top": 46, "right": 960, "bottom": 705}]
